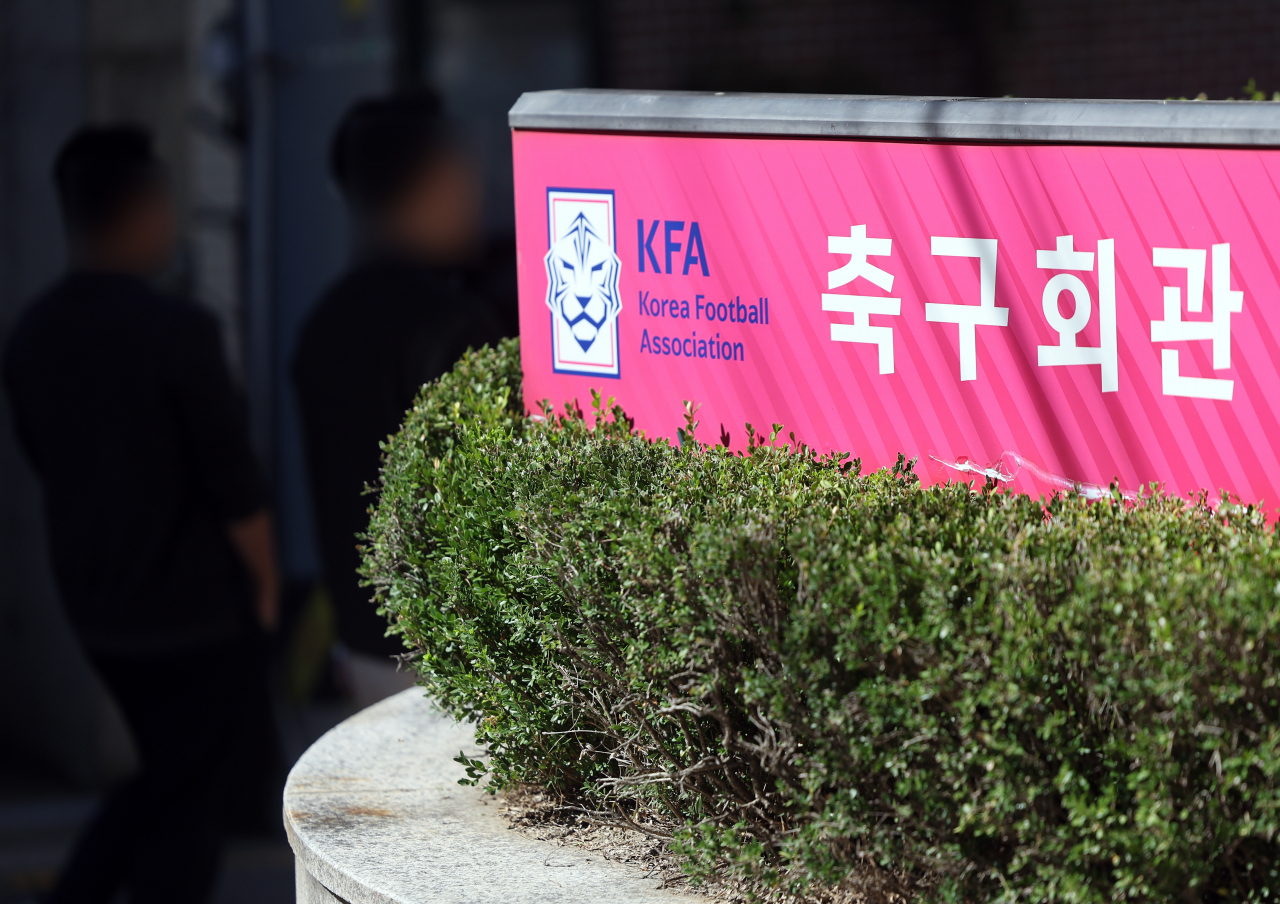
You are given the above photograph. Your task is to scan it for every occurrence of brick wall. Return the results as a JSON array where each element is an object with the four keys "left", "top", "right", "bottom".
[
  {"left": 603, "top": 0, "right": 1280, "bottom": 101},
  {"left": 1007, "top": 0, "right": 1280, "bottom": 100}
]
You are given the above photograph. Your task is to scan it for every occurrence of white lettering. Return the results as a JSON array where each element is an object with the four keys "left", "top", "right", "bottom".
[
  {"left": 1035, "top": 236, "right": 1118, "bottom": 392},
  {"left": 925, "top": 236, "right": 1008, "bottom": 382},
  {"left": 823, "top": 225, "right": 900, "bottom": 373},
  {"left": 1150, "top": 243, "right": 1241, "bottom": 400}
]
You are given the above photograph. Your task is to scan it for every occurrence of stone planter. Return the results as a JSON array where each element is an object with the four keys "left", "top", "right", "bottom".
[{"left": 284, "top": 688, "right": 685, "bottom": 903}]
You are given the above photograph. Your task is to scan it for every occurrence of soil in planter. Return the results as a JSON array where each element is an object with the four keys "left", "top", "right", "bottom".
[{"left": 497, "top": 789, "right": 915, "bottom": 904}]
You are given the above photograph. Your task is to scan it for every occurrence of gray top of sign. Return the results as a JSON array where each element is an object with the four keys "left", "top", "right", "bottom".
[{"left": 509, "top": 89, "right": 1280, "bottom": 147}]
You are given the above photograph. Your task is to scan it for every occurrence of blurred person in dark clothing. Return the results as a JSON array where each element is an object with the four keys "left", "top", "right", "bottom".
[
  {"left": 3, "top": 125, "right": 277, "bottom": 904},
  {"left": 292, "top": 91, "right": 507, "bottom": 703}
]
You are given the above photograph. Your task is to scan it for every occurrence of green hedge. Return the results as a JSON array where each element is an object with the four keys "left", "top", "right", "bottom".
[{"left": 364, "top": 337, "right": 1280, "bottom": 903}]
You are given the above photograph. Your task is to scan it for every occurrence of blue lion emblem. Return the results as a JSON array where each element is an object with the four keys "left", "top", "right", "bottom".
[{"left": 544, "top": 212, "right": 622, "bottom": 352}]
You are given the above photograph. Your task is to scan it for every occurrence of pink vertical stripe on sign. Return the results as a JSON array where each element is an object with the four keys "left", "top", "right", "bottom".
[{"left": 513, "top": 130, "right": 1280, "bottom": 515}]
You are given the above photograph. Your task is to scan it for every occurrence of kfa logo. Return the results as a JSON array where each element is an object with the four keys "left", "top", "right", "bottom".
[{"left": 544, "top": 188, "right": 622, "bottom": 378}]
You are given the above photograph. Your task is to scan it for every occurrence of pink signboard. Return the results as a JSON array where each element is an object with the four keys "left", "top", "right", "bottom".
[{"left": 512, "top": 126, "right": 1280, "bottom": 513}]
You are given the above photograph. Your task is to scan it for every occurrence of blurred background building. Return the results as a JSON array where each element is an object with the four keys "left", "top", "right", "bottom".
[{"left": 1, "top": 0, "right": 1279, "bottom": 899}]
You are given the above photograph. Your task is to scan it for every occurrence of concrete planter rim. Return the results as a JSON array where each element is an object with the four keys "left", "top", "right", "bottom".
[{"left": 284, "top": 688, "right": 687, "bottom": 903}]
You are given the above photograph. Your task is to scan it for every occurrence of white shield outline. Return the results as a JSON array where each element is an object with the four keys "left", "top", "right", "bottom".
[{"left": 545, "top": 187, "right": 621, "bottom": 378}]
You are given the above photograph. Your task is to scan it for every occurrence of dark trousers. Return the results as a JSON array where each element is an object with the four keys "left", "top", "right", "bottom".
[{"left": 48, "top": 637, "right": 264, "bottom": 904}]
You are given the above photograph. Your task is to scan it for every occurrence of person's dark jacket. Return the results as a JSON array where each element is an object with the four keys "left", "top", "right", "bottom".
[
  {"left": 3, "top": 271, "right": 268, "bottom": 652},
  {"left": 292, "top": 254, "right": 507, "bottom": 658}
]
